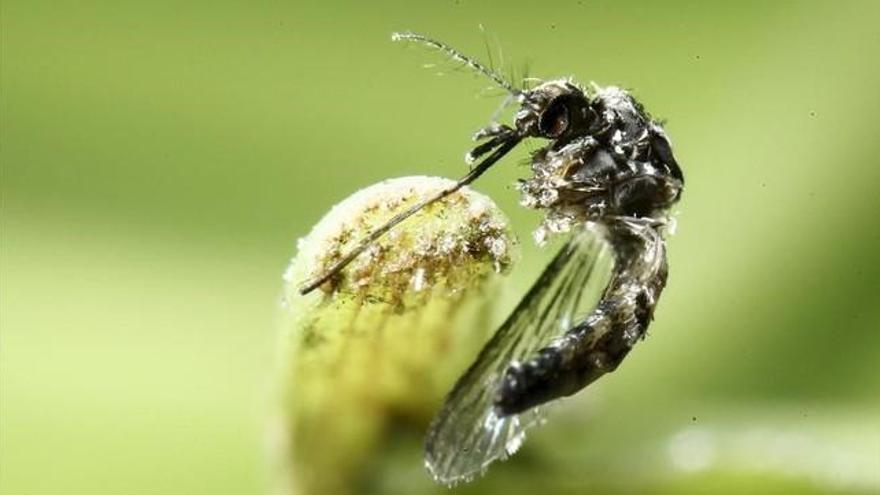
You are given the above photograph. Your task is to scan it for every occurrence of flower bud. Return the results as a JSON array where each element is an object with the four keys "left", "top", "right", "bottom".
[{"left": 275, "top": 176, "right": 516, "bottom": 495}]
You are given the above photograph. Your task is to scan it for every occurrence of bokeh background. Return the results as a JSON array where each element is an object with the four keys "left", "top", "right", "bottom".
[{"left": 2, "top": 1, "right": 879, "bottom": 494}]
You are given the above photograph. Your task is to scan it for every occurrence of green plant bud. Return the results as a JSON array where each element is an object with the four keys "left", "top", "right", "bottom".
[{"left": 275, "top": 176, "right": 517, "bottom": 495}]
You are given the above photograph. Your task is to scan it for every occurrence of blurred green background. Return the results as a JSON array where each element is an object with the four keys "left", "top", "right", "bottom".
[{"left": 2, "top": 1, "right": 879, "bottom": 494}]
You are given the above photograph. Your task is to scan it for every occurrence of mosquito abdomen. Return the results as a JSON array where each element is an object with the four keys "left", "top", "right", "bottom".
[{"left": 494, "top": 222, "right": 668, "bottom": 416}]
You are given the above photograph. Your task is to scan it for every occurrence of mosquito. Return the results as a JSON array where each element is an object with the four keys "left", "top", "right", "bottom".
[{"left": 298, "top": 32, "right": 685, "bottom": 485}]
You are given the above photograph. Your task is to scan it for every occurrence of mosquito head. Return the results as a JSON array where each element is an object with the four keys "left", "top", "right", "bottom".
[{"left": 514, "top": 80, "right": 596, "bottom": 142}]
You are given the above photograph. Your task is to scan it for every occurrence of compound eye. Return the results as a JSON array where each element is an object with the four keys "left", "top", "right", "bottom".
[{"left": 538, "top": 98, "right": 570, "bottom": 138}]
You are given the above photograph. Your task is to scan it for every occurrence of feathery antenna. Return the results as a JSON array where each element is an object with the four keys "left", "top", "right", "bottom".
[{"left": 392, "top": 32, "right": 520, "bottom": 96}]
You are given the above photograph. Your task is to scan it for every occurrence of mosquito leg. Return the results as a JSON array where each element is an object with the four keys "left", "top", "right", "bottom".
[
  {"left": 298, "top": 134, "right": 521, "bottom": 295},
  {"left": 472, "top": 122, "right": 512, "bottom": 141},
  {"left": 466, "top": 124, "right": 516, "bottom": 166}
]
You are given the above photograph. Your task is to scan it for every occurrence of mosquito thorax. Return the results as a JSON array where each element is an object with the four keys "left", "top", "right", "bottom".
[{"left": 514, "top": 81, "right": 683, "bottom": 245}]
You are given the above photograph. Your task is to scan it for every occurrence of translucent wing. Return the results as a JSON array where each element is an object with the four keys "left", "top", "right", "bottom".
[{"left": 425, "top": 227, "right": 614, "bottom": 485}]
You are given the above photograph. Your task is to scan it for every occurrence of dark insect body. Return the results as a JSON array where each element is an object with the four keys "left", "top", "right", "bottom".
[
  {"left": 298, "top": 33, "right": 684, "bottom": 485},
  {"left": 490, "top": 80, "right": 682, "bottom": 416}
]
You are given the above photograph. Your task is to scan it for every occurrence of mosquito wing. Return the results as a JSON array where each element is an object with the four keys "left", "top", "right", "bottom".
[{"left": 425, "top": 226, "right": 614, "bottom": 485}]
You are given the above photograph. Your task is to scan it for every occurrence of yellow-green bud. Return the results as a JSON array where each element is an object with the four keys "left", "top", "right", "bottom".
[{"left": 275, "top": 176, "right": 516, "bottom": 495}]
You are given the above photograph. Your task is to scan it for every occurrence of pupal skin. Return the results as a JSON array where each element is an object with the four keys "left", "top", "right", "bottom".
[{"left": 276, "top": 176, "right": 517, "bottom": 495}]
